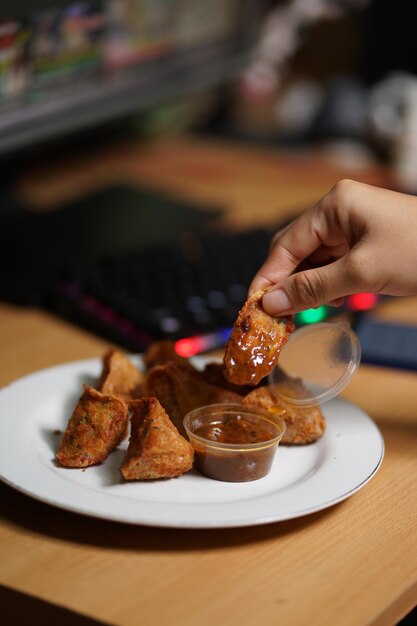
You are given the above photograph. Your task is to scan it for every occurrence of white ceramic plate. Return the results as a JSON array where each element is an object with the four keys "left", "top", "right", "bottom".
[{"left": 0, "top": 356, "right": 384, "bottom": 528}]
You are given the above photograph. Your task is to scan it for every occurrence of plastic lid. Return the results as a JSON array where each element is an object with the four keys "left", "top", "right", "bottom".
[{"left": 268, "top": 321, "right": 361, "bottom": 407}]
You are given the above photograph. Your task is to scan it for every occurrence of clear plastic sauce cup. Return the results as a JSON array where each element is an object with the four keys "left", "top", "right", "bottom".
[
  {"left": 183, "top": 403, "right": 286, "bottom": 482},
  {"left": 268, "top": 321, "right": 361, "bottom": 408}
]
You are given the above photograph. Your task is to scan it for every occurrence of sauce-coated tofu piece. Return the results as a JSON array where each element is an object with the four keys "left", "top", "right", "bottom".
[{"left": 223, "top": 290, "right": 295, "bottom": 386}]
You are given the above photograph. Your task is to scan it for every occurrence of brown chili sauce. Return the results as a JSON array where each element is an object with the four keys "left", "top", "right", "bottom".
[
  {"left": 194, "top": 415, "right": 275, "bottom": 445},
  {"left": 192, "top": 414, "right": 279, "bottom": 482}
]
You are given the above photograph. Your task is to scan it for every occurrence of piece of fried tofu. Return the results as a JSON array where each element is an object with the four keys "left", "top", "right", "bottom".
[
  {"left": 99, "top": 350, "right": 144, "bottom": 401},
  {"left": 243, "top": 384, "right": 326, "bottom": 445},
  {"left": 144, "top": 361, "right": 242, "bottom": 437},
  {"left": 143, "top": 340, "right": 194, "bottom": 371},
  {"left": 121, "top": 397, "right": 194, "bottom": 480},
  {"left": 223, "top": 290, "right": 295, "bottom": 386},
  {"left": 56, "top": 386, "right": 128, "bottom": 467}
]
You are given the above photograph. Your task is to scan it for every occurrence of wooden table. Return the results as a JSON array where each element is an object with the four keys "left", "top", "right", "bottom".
[{"left": 1, "top": 136, "right": 416, "bottom": 626}]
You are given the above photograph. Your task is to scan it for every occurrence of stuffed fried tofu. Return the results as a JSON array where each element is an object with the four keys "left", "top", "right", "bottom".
[
  {"left": 99, "top": 350, "right": 144, "bottom": 401},
  {"left": 243, "top": 385, "right": 326, "bottom": 445},
  {"left": 223, "top": 290, "right": 295, "bottom": 386},
  {"left": 143, "top": 340, "right": 194, "bottom": 371},
  {"left": 121, "top": 397, "right": 194, "bottom": 480},
  {"left": 144, "top": 361, "right": 241, "bottom": 437},
  {"left": 56, "top": 386, "right": 128, "bottom": 467}
]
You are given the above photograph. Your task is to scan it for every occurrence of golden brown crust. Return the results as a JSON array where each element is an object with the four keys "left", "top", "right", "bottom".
[
  {"left": 121, "top": 397, "right": 194, "bottom": 480},
  {"left": 143, "top": 340, "right": 194, "bottom": 371},
  {"left": 99, "top": 350, "right": 144, "bottom": 401},
  {"left": 56, "top": 386, "right": 128, "bottom": 467},
  {"left": 223, "top": 290, "right": 295, "bottom": 386},
  {"left": 144, "top": 361, "right": 242, "bottom": 437},
  {"left": 243, "top": 385, "right": 326, "bottom": 445}
]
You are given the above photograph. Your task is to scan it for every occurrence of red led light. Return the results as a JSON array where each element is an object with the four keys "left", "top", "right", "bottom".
[
  {"left": 348, "top": 293, "right": 379, "bottom": 311},
  {"left": 175, "top": 337, "right": 203, "bottom": 357},
  {"left": 175, "top": 329, "right": 232, "bottom": 357}
]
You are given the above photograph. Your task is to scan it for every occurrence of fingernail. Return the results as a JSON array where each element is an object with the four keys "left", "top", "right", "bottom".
[
  {"left": 263, "top": 289, "right": 291, "bottom": 313},
  {"left": 249, "top": 278, "right": 273, "bottom": 297}
]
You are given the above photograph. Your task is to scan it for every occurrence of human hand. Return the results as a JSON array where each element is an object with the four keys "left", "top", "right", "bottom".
[{"left": 249, "top": 179, "right": 417, "bottom": 316}]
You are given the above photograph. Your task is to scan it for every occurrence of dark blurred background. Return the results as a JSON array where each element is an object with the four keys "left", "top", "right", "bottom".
[
  {"left": 0, "top": 0, "right": 256, "bottom": 156},
  {"left": 221, "top": 0, "right": 417, "bottom": 184},
  {"left": 2, "top": 0, "right": 417, "bottom": 363},
  {"left": 2, "top": 1, "right": 417, "bottom": 176}
]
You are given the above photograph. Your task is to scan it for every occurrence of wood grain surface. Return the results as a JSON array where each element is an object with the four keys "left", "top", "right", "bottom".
[{"left": 1, "top": 136, "right": 416, "bottom": 626}]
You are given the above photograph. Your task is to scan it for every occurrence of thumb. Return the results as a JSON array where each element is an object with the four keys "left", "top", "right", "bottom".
[{"left": 262, "top": 257, "right": 357, "bottom": 315}]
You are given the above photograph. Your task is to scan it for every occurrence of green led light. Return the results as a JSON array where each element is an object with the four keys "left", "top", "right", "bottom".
[{"left": 296, "top": 306, "right": 328, "bottom": 325}]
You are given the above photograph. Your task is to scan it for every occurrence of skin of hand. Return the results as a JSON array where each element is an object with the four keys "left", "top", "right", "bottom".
[{"left": 249, "top": 179, "right": 417, "bottom": 316}]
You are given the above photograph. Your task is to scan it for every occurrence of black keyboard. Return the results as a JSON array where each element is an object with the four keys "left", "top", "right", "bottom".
[{"left": 50, "top": 228, "right": 275, "bottom": 352}]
